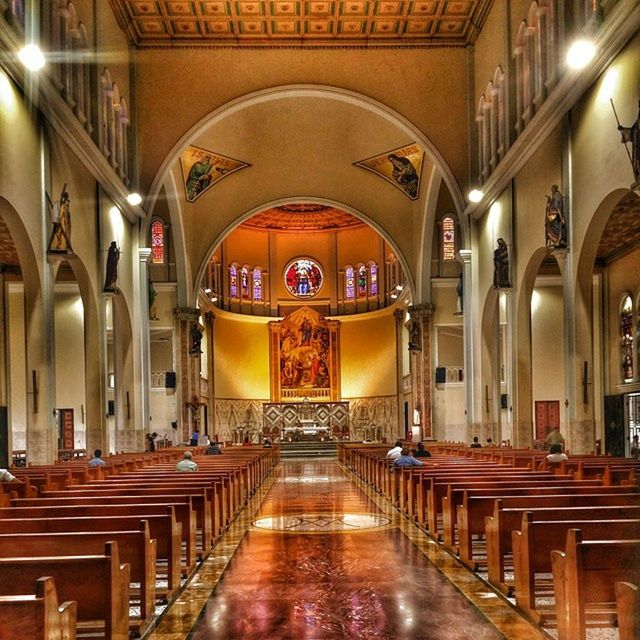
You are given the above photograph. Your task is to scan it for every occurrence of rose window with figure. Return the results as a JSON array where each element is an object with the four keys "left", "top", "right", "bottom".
[{"left": 284, "top": 258, "right": 323, "bottom": 298}]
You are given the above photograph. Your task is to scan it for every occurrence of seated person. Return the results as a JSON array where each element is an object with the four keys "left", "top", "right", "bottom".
[
  {"left": 263, "top": 438, "right": 272, "bottom": 448},
  {"left": 394, "top": 447, "right": 425, "bottom": 468},
  {"left": 205, "top": 442, "right": 222, "bottom": 455},
  {"left": 176, "top": 450, "right": 199, "bottom": 472},
  {"left": 386, "top": 440, "right": 403, "bottom": 460},
  {"left": 469, "top": 436, "right": 482, "bottom": 448},
  {"left": 545, "top": 426, "right": 565, "bottom": 448},
  {"left": 0, "top": 468, "right": 16, "bottom": 482},
  {"left": 546, "top": 443, "right": 568, "bottom": 463},
  {"left": 88, "top": 449, "right": 107, "bottom": 467},
  {"left": 413, "top": 442, "right": 431, "bottom": 458},
  {"left": 189, "top": 431, "right": 200, "bottom": 447}
]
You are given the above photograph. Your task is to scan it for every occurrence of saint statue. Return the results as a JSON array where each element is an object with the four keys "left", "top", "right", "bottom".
[
  {"left": 455, "top": 272, "right": 464, "bottom": 315},
  {"left": 618, "top": 100, "right": 640, "bottom": 183},
  {"left": 493, "top": 238, "right": 511, "bottom": 288},
  {"left": 190, "top": 322, "right": 203, "bottom": 355},
  {"left": 545, "top": 185, "right": 567, "bottom": 249},
  {"left": 408, "top": 320, "right": 421, "bottom": 351},
  {"left": 47, "top": 185, "right": 72, "bottom": 253},
  {"left": 148, "top": 278, "right": 159, "bottom": 321},
  {"left": 103, "top": 241, "right": 120, "bottom": 292}
]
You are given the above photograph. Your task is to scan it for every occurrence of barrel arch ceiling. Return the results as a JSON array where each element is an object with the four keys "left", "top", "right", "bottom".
[{"left": 108, "top": 0, "right": 494, "bottom": 47}]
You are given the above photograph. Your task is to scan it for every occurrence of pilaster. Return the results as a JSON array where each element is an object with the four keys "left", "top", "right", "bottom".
[
  {"left": 174, "top": 306, "right": 201, "bottom": 444},
  {"left": 409, "top": 303, "right": 435, "bottom": 440}
]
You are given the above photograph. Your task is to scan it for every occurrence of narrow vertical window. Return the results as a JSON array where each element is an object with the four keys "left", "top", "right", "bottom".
[
  {"left": 442, "top": 217, "right": 456, "bottom": 261},
  {"left": 345, "top": 266, "right": 355, "bottom": 300},
  {"left": 241, "top": 266, "right": 250, "bottom": 300},
  {"left": 253, "top": 267, "right": 263, "bottom": 301},
  {"left": 229, "top": 263, "right": 239, "bottom": 299},
  {"left": 369, "top": 262, "right": 378, "bottom": 296},
  {"left": 622, "top": 295, "right": 634, "bottom": 382},
  {"left": 150, "top": 220, "right": 165, "bottom": 264},
  {"left": 357, "top": 265, "right": 367, "bottom": 298}
]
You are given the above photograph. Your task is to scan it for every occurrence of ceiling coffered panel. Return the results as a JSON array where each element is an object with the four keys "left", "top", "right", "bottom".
[{"left": 108, "top": 0, "right": 493, "bottom": 46}]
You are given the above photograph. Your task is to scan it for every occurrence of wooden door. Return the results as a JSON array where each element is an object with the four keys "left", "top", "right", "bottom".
[
  {"left": 604, "top": 394, "right": 625, "bottom": 457},
  {"left": 534, "top": 400, "right": 560, "bottom": 442},
  {"left": 59, "top": 408, "right": 74, "bottom": 450}
]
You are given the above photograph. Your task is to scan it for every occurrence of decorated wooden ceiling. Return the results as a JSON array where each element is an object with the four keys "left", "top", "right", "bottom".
[
  {"left": 108, "top": 1, "right": 494, "bottom": 47},
  {"left": 242, "top": 204, "right": 364, "bottom": 230},
  {"left": 597, "top": 191, "right": 640, "bottom": 264}
]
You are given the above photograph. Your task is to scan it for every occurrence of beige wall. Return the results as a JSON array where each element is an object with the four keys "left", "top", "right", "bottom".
[
  {"left": 473, "top": 0, "right": 506, "bottom": 102},
  {"left": 7, "top": 286, "right": 26, "bottom": 451}
]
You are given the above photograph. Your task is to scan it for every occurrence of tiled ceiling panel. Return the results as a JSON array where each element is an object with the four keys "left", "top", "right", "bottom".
[{"left": 108, "top": 0, "right": 493, "bottom": 46}]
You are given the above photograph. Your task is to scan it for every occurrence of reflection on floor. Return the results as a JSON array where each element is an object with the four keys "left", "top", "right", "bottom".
[{"left": 147, "top": 460, "right": 549, "bottom": 640}]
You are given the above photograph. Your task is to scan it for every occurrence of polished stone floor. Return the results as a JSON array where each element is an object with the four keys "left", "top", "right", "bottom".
[{"left": 147, "top": 460, "right": 550, "bottom": 640}]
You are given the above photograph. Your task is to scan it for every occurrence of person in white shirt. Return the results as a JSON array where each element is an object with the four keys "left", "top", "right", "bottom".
[
  {"left": 0, "top": 468, "right": 16, "bottom": 482},
  {"left": 546, "top": 444, "right": 568, "bottom": 463},
  {"left": 386, "top": 440, "right": 403, "bottom": 461},
  {"left": 176, "top": 450, "right": 199, "bottom": 472}
]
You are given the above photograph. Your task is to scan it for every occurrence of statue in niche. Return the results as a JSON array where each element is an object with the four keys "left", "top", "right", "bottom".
[
  {"left": 190, "top": 322, "right": 203, "bottom": 355},
  {"left": 408, "top": 320, "right": 421, "bottom": 351},
  {"left": 545, "top": 185, "right": 567, "bottom": 249},
  {"left": 493, "top": 238, "right": 511, "bottom": 289},
  {"left": 455, "top": 271, "right": 464, "bottom": 315},
  {"left": 103, "top": 241, "right": 120, "bottom": 292},
  {"left": 47, "top": 185, "right": 72, "bottom": 254},
  {"left": 148, "top": 278, "right": 159, "bottom": 321},
  {"left": 617, "top": 100, "right": 640, "bottom": 184}
]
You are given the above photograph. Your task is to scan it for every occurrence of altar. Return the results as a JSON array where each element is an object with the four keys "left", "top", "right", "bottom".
[{"left": 263, "top": 401, "right": 349, "bottom": 440}]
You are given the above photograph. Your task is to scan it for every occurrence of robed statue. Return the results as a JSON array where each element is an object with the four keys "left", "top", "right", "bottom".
[
  {"left": 47, "top": 185, "right": 72, "bottom": 253},
  {"left": 493, "top": 238, "right": 511, "bottom": 288},
  {"left": 190, "top": 323, "right": 203, "bottom": 355},
  {"left": 148, "top": 278, "right": 159, "bottom": 321},
  {"left": 103, "top": 241, "right": 120, "bottom": 292},
  {"left": 455, "top": 272, "right": 463, "bottom": 315},
  {"left": 545, "top": 185, "right": 567, "bottom": 249},
  {"left": 408, "top": 320, "right": 421, "bottom": 351},
  {"left": 618, "top": 100, "right": 640, "bottom": 183}
]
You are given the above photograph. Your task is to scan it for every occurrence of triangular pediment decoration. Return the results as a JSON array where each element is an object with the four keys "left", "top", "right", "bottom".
[
  {"left": 179, "top": 145, "right": 250, "bottom": 203},
  {"left": 354, "top": 143, "right": 425, "bottom": 201}
]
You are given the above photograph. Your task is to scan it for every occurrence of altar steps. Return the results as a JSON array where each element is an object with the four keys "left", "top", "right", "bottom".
[{"left": 279, "top": 441, "right": 338, "bottom": 459}]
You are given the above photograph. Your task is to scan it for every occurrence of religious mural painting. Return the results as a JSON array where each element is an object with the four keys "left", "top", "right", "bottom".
[
  {"left": 284, "top": 258, "right": 324, "bottom": 298},
  {"left": 47, "top": 185, "right": 73, "bottom": 254},
  {"left": 354, "top": 143, "right": 425, "bottom": 200},
  {"left": 268, "top": 306, "right": 340, "bottom": 402},
  {"left": 180, "top": 145, "right": 250, "bottom": 203}
]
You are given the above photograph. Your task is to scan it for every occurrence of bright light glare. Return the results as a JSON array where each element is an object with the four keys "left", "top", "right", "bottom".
[
  {"left": 599, "top": 67, "right": 619, "bottom": 103},
  {"left": 468, "top": 188, "right": 484, "bottom": 203},
  {"left": 18, "top": 44, "right": 46, "bottom": 71},
  {"left": 126, "top": 192, "right": 142, "bottom": 206},
  {"left": 566, "top": 40, "right": 596, "bottom": 70}
]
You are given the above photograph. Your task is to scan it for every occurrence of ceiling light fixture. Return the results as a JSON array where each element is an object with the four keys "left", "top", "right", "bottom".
[
  {"left": 468, "top": 188, "right": 484, "bottom": 203},
  {"left": 566, "top": 39, "right": 596, "bottom": 70},
  {"left": 126, "top": 192, "right": 142, "bottom": 206},
  {"left": 18, "top": 44, "right": 46, "bottom": 71}
]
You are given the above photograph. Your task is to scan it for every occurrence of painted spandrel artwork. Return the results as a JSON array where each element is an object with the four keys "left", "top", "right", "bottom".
[{"left": 284, "top": 258, "right": 323, "bottom": 298}]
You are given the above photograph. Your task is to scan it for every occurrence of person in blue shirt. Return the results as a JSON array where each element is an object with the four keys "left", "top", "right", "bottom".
[
  {"left": 88, "top": 449, "right": 106, "bottom": 467},
  {"left": 393, "top": 448, "right": 424, "bottom": 467}
]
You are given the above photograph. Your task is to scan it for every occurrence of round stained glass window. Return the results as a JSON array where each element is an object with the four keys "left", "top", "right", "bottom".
[{"left": 284, "top": 258, "right": 324, "bottom": 298}]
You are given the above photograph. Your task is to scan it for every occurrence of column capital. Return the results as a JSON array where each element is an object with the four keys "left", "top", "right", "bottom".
[
  {"left": 174, "top": 307, "right": 200, "bottom": 322},
  {"left": 138, "top": 247, "right": 152, "bottom": 264},
  {"left": 458, "top": 249, "right": 472, "bottom": 264},
  {"left": 408, "top": 303, "right": 435, "bottom": 318}
]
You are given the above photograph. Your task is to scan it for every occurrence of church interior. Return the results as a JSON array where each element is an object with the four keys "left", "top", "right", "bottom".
[{"left": 1, "top": 1, "right": 640, "bottom": 639}]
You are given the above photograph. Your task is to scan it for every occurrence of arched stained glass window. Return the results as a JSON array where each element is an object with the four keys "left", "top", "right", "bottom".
[
  {"left": 357, "top": 265, "right": 367, "bottom": 298},
  {"left": 621, "top": 295, "right": 634, "bottom": 382},
  {"left": 442, "top": 216, "right": 456, "bottom": 261},
  {"left": 345, "top": 266, "right": 355, "bottom": 300},
  {"left": 253, "top": 267, "right": 263, "bottom": 301},
  {"left": 241, "top": 265, "right": 250, "bottom": 300},
  {"left": 229, "top": 263, "right": 239, "bottom": 299},
  {"left": 369, "top": 262, "right": 378, "bottom": 296},
  {"left": 150, "top": 219, "right": 165, "bottom": 264}
]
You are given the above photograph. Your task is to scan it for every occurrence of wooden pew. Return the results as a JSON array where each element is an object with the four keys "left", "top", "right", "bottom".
[
  {"left": 0, "top": 512, "right": 181, "bottom": 599},
  {"left": 455, "top": 488, "right": 640, "bottom": 565},
  {"left": 0, "top": 576, "right": 77, "bottom": 640},
  {"left": 0, "top": 502, "right": 197, "bottom": 576},
  {"left": 512, "top": 513, "right": 640, "bottom": 622},
  {"left": 0, "top": 521, "right": 156, "bottom": 636},
  {"left": 486, "top": 501, "right": 640, "bottom": 593},
  {"left": 551, "top": 529, "right": 640, "bottom": 640},
  {"left": 0, "top": 542, "right": 130, "bottom": 640},
  {"left": 616, "top": 581, "right": 640, "bottom": 640}
]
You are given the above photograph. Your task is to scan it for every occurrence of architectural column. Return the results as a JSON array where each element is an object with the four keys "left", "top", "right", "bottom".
[
  {"left": 204, "top": 310, "right": 216, "bottom": 441},
  {"left": 394, "top": 308, "right": 405, "bottom": 439},
  {"left": 409, "top": 303, "right": 435, "bottom": 440},
  {"left": 138, "top": 248, "right": 152, "bottom": 439},
  {"left": 174, "top": 306, "right": 202, "bottom": 444}
]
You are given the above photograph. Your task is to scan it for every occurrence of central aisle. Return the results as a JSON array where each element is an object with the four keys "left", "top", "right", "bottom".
[{"left": 188, "top": 460, "right": 503, "bottom": 640}]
